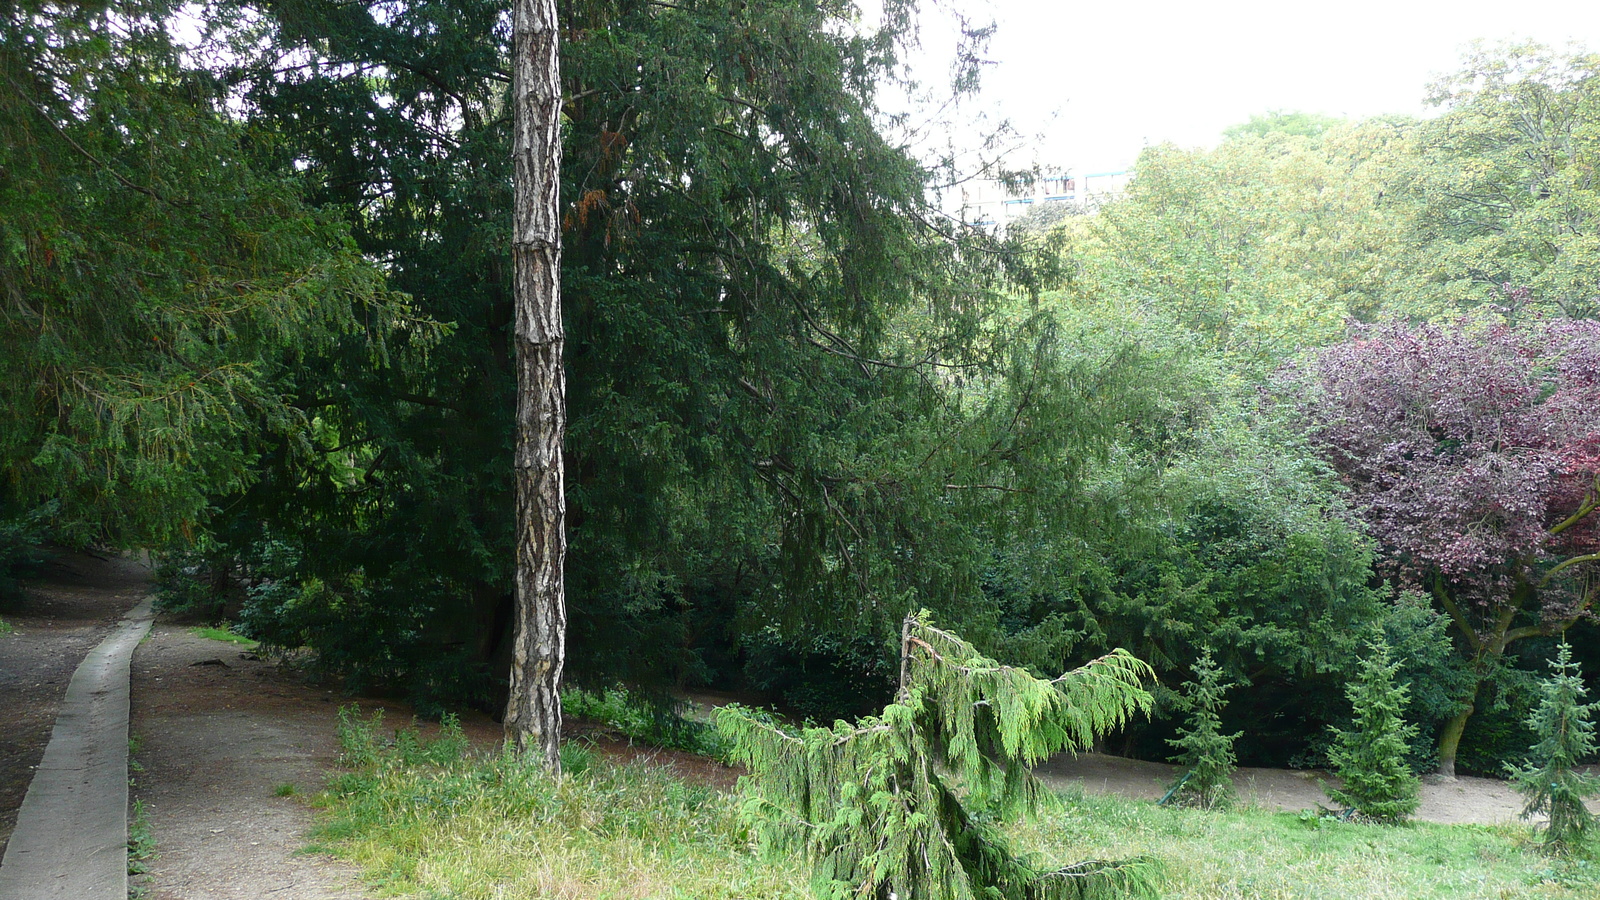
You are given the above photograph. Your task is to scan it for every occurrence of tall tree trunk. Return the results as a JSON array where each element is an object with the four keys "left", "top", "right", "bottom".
[{"left": 505, "top": 0, "right": 565, "bottom": 771}]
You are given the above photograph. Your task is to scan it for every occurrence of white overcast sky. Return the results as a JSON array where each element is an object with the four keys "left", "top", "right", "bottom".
[{"left": 927, "top": 0, "right": 1600, "bottom": 175}]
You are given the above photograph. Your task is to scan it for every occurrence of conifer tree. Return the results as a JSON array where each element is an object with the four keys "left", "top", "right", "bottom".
[
  {"left": 1165, "top": 648, "right": 1240, "bottom": 809},
  {"left": 717, "top": 612, "right": 1158, "bottom": 900},
  {"left": 1508, "top": 641, "right": 1600, "bottom": 853},
  {"left": 1326, "top": 639, "right": 1420, "bottom": 823}
]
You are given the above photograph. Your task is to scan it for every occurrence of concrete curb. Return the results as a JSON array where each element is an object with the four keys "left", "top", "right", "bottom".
[{"left": 0, "top": 596, "right": 155, "bottom": 900}]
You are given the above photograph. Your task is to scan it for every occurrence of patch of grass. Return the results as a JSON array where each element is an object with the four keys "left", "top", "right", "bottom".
[
  {"left": 311, "top": 710, "right": 1597, "bottom": 900},
  {"left": 313, "top": 710, "right": 803, "bottom": 899},
  {"left": 128, "top": 732, "right": 144, "bottom": 775},
  {"left": 190, "top": 624, "right": 258, "bottom": 648},
  {"left": 1014, "top": 788, "right": 1599, "bottom": 899},
  {"left": 0, "top": 617, "right": 12, "bottom": 636},
  {"left": 275, "top": 782, "right": 299, "bottom": 798}
]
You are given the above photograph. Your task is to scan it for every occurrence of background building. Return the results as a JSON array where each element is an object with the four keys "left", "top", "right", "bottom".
[{"left": 957, "top": 169, "right": 1132, "bottom": 227}]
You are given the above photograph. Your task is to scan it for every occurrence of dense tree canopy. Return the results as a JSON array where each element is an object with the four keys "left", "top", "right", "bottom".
[
  {"left": 1027, "top": 44, "right": 1600, "bottom": 770},
  {"left": 968, "top": 304, "right": 1386, "bottom": 761},
  {"left": 8, "top": 0, "right": 1595, "bottom": 798},
  {"left": 1055, "top": 122, "right": 1410, "bottom": 368}
]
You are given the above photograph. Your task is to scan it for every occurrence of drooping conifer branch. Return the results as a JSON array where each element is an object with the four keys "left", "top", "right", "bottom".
[{"left": 718, "top": 611, "right": 1158, "bottom": 900}]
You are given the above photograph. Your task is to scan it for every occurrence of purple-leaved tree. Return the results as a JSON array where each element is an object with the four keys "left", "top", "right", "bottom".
[{"left": 1287, "top": 315, "right": 1600, "bottom": 777}]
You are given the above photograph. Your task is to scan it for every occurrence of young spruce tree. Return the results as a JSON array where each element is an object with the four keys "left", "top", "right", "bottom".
[
  {"left": 1508, "top": 641, "right": 1600, "bottom": 853},
  {"left": 1165, "top": 648, "right": 1240, "bottom": 809},
  {"left": 718, "top": 612, "right": 1158, "bottom": 900},
  {"left": 1327, "top": 639, "right": 1420, "bottom": 823}
]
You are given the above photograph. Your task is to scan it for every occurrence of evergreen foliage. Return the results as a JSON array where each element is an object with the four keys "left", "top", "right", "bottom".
[
  {"left": 0, "top": 0, "right": 405, "bottom": 548},
  {"left": 718, "top": 612, "right": 1157, "bottom": 900},
  {"left": 976, "top": 333, "right": 1386, "bottom": 764},
  {"left": 0, "top": 504, "right": 53, "bottom": 604},
  {"left": 1326, "top": 640, "right": 1420, "bottom": 823},
  {"left": 1165, "top": 648, "right": 1240, "bottom": 809},
  {"left": 1508, "top": 641, "right": 1600, "bottom": 853},
  {"left": 1376, "top": 590, "right": 1474, "bottom": 773}
]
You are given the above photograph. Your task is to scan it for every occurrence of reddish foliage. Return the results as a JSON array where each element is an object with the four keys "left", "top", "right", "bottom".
[{"left": 1283, "top": 317, "right": 1600, "bottom": 627}]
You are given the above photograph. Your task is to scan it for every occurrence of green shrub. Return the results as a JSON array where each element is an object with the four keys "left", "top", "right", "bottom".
[
  {"left": 1379, "top": 589, "right": 1472, "bottom": 772},
  {"left": 740, "top": 628, "right": 896, "bottom": 722},
  {"left": 1327, "top": 639, "right": 1420, "bottom": 823},
  {"left": 153, "top": 539, "right": 242, "bottom": 620},
  {"left": 221, "top": 539, "right": 491, "bottom": 717},
  {"left": 718, "top": 612, "right": 1158, "bottom": 900},
  {"left": 1458, "top": 682, "right": 1539, "bottom": 777},
  {"left": 563, "top": 686, "right": 727, "bottom": 757}
]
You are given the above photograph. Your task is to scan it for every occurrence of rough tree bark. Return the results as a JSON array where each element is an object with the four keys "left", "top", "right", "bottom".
[{"left": 505, "top": 0, "right": 565, "bottom": 771}]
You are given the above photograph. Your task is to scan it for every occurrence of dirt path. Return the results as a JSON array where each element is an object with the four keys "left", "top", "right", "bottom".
[
  {"left": 1034, "top": 752, "right": 1544, "bottom": 824},
  {"left": 0, "top": 596, "right": 153, "bottom": 899},
  {"left": 0, "top": 552, "right": 391, "bottom": 899},
  {"left": 127, "top": 625, "right": 385, "bottom": 900}
]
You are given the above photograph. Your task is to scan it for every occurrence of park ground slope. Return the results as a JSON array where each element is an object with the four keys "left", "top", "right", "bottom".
[{"left": 4, "top": 552, "right": 1591, "bottom": 900}]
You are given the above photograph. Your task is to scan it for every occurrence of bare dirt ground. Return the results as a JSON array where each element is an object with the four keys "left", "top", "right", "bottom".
[
  {"left": 129, "top": 625, "right": 380, "bottom": 900},
  {"left": 124, "top": 605, "right": 729, "bottom": 898},
  {"left": 1, "top": 551, "right": 736, "bottom": 899}
]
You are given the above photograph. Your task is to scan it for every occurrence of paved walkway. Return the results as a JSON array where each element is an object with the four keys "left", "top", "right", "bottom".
[{"left": 0, "top": 596, "right": 154, "bottom": 900}]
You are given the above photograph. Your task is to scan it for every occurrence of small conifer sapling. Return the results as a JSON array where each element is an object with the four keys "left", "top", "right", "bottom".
[
  {"left": 717, "top": 611, "right": 1158, "bottom": 900},
  {"left": 1327, "top": 639, "right": 1420, "bottom": 823},
  {"left": 1165, "top": 647, "right": 1240, "bottom": 809},
  {"left": 1508, "top": 640, "right": 1600, "bottom": 853}
]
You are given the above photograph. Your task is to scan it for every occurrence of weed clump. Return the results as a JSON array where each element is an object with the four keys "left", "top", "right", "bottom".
[{"left": 562, "top": 686, "right": 726, "bottom": 756}]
